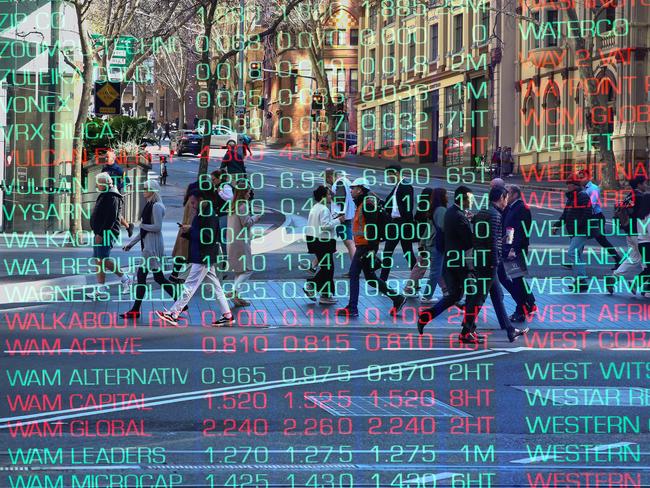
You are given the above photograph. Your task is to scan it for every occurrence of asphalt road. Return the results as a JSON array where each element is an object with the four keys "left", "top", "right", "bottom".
[{"left": 1, "top": 144, "right": 647, "bottom": 487}]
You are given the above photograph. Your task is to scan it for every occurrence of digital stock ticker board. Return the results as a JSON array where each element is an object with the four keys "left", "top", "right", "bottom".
[{"left": 3, "top": 0, "right": 650, "bottom": 487}]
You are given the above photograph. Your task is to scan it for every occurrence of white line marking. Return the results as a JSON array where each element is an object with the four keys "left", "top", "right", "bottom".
[
  {"left": 0, "top": 350, "right": 504, "bottom": 427},
  {"left": 589, "top": 442, "right": 637, "bottom": 452},
  {"left": 262, "top": 347, "right": 357, "bottom": 352},
  {"left": 511, "top": 454, "right": 555, "bottom": 464},
  {"left": 491, "top": 347, "right": 582, "bottom": 352}
]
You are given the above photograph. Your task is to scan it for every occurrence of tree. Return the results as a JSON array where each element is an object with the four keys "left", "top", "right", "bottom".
[
  {"left": 61, "top": 0, "right": 200, "bottom": 239},
  {"left": 196, "top": 0, "right": 308, "bottom": 176},
  {"left": 285, "top": 0, "right": 350, "bottom": 158},
  {"left": 155, "top": 28, "right": 201, "bottom": 129}
]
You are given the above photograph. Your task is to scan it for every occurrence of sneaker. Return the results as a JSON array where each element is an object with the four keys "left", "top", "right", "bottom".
[
  {"left": 212, "top": 314, "right": 235, "bottom": 327},
  {"left": 155, "top": 310, "right": 179, "bottom": 326},
  {"left": 319, "top": 296, "right": 338, "bottom": 305},
  {"left": 127, "top": 223, "right": 135, "bottom": 238},
  {"left": 420, "top": 296, "right": 436, "bottom": 304},
  {"left": 391, "top": 295, "right": 407, "bottom": 314},
  {"left": 459, "top": 332, "right": 485, "bottom": 344},
  {"left": 336, "top": 306, "right": 359, "bottom": 318},
  {"left": 120, "top": 275, "right": 133, "bottom": 294},
  {"left": 403, "top": 286, "right": 416, "bottom": 297},
  {"left": 303, "top": 284, "right": 317, "bottom": 302},
  {"left": 86, "top": 286, "right": 109, "bottom": 301}
]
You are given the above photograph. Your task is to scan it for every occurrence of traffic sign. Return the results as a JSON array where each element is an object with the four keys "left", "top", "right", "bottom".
[{"left": 94, "top": 81, "right": 121, "bottom": 115}]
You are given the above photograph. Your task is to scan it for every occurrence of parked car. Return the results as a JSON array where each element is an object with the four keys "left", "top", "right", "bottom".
[
  {"left": 209, "top": 125, "right": 238, "bottom": 148},
  {"left": 171, "top": 130, "right": 203, "bottom": 156},
  {"left": 336, "top": 132, "right": 357, "bottom": 151}
]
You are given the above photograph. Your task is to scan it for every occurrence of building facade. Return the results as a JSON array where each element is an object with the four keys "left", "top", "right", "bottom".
[
  {"left": 515, "top": 0, "right": 650, "bottom": 181},
  {"left": 0, "top": 0, "right": 81, "bottom": 232},
  {"left": 356, "top": 0, "right": 491, "bottom": 166}
]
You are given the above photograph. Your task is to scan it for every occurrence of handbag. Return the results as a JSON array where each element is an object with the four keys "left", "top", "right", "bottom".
[{"left": 503, "top": 256, "right": 528, "bottom": 279}]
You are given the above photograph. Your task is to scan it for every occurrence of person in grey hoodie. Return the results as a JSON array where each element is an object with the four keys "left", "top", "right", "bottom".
[
  {"left": 120, "top": 180, "right": 177, "bottom": 319},
  {"left": 87, "top": 172, "right": 132, "bottom": 300}
]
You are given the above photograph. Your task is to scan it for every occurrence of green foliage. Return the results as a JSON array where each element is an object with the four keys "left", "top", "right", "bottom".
[{"left": 84, "top": 116, "right": 154, "bottom": 152}]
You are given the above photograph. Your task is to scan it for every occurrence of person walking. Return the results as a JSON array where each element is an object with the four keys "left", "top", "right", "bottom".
[
  {"left": 305, "top": 186, "right": 345, "bottom": 305},
  {"left": 499, "top": 185, "right": 537, "bottom": 321},
  {"left": 579, "top": 169, "right": 622, "bottom": 269},
  {"left": 417, "top": 186, "right": 474, "bottom": 335},
  {"left": 609, "top": 176, "right": 650, "bottom": 294},
  {"left": 337, "top": 178, "right": 406, "bottom": 318},
  {"left": 380, "top": 164, "right": 416, "bottom": 282},
  {"left": 86, "top": 172, "right": 133, "bottom": 300},
  {"left": 160, "top": 156, "right": 168, "bottom": 186},
  {"left": 102, "top": 149, "right": 134, "bottom": 237},
  {"left": 156, "top": 191, "right": 234, "bottom": 327},
  {"left": 169, "top": 181, "right": 200, "bottom": 284},
  {"left": 459, "top": 187, "right": 529, "bottom": 344},
  {"left": 163, "top": 121, "right": 171, "bottom": 140},
  {"left": 552, "top": 175, "right": 593, "bottom": 293},
  {"left": 156, "top": 122, "right": 164, "bottom": 149},
  {"left": 331, "top": 170, "right": 357, "bottom": 266},
  {"left": 227, "top": 185, "right": 262, "bottom": 308},
  {"left": 240, "top": 133, "right": 253, "bottom": 158},
  {"left": 405, "top": 188, "right": 448, "bottom": 303},
  {"left": 119, "top": 180, "right": 177, "bottom": 319},
  {"left": 221, "top": 140, "right": 247, "bottom": 179},
  {"left": 210, "top": 169, "right": 234, "bottom": 268}
]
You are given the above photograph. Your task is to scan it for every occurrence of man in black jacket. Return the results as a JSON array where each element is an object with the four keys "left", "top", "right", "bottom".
[
  {"left": 499, "top": 185, "right": 537, "bottom": 321},
  {"left": 417, "top": 186, "right": 473, "bottom": 336},
  {"left": 338, "top": 178, "right": 406, "bottom": 318},
  {"left": 156, "top": 191, "right": 234, "bottom": 327},
  {"left": 460, "top": 187, "right": 529, "bottom": 344},
  {"left": 87, "top": 172, "right": 132, "bottom": 300},
  {"left": 380, "top": 164, "right": 415, "bottom": 282},
  {"left": 552, "top": 175, "right": 593, "bottom": 293},
  {"left": 102, "top": 149, "right": 134, "bottom": 237}
]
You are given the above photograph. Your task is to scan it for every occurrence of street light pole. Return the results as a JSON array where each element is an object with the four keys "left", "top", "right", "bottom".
[{"left": 238, "top": 0, "right": 245, "bottom": 131}]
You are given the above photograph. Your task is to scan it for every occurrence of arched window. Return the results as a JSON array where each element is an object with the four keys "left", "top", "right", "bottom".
[
  {"left": 544, "top": 84, "right": 560, "bottom": 140},
  {"left": 523, "top": 96, "right": 536, "bottom": 141}
]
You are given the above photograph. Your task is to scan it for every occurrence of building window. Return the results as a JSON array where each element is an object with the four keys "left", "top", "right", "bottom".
[
  {"left": 430, "top": 24, "right": 439, "bottom": 62},
  {"left": 387, "top": 42, "right": 396, "bottom": 75},
  {"left": 350, "top": 69, "right": 358, "bottom": 93},
  {"left": 530, "top": 11, "right": 540, "bottom": 50},
  {"left": 454, "top": 14, "right": 463, "bottom": 53},
  {"left": 545, "top": 85, "right": 560, "bottom": 140},
  {"left": 481, "top": 3, "right": 490, "bottom": 40},
  {"left": 380, "top": 102, "right": 396, "bottom": 147},
  {"left": 337, "top": 68, "right": 345, "bottom": 94},
  {"left": 408, "top": 32, "right": 416, "bottom": 71},
  {"left": 290, "top": 69, "right": 298, "bottom": 94},
  {"left": 368, "top": 48, "right": 376, "bottom": 82},
  {"left": 361, "top": 108, "right": 376, "bottom": 148},
  {"left": 350, "top": 29, "right": 359, "bottom": 45},
  {"left": 524, "top": 96, "right": 535, "bottom": 141},
  {"left": 369, "top": 5, "right": 378, "bottom": 30},
  {"left": 545, "top": 10, "right": 558, "bottom": 47},
  {"left": 445, "top": 85, "right": 464, "bottom": 166},
  {"left": 400, "top": 97, "right": 416, "bottom": 141}
]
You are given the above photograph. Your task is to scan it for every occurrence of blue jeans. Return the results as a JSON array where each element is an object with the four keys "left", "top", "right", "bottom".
[
  {"left": 348, "top": 246, "right": 398, "bottom": 311},
  {"left": 567, "top": 236, "right": 588, "bottom": 278}
]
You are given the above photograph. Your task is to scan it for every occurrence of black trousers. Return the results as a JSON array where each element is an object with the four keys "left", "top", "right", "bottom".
[
  {"left": 349, "top": 246, "right": 399, "bottom": 311},
  {"left": 497, "top": 259, "right": 536, "bottom": 315},
  {"left": 380, "top": 217, "right": 416, "bottom": 281},
  {"left": 130, "top": 265, "right": 177, "bottom": 312},
  {"left": 418, "top": 266, "right": 467, "bottom": 325},
  {"left": 306, "top": 238, "right": 337, "bottom": 297},
  {"left": 592, "top": 213, "right": 622, "bottom": 266}
]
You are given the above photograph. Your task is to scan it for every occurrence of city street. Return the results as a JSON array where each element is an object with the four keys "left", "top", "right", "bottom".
[{"left": 2, "top": 145, "right": 650, "bottom": 487}]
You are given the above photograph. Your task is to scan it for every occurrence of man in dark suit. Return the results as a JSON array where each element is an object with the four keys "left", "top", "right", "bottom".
[
  {"left": 380, "top": 164, "right": 416, "bottom": 282},
  {"left": 499, "top": 184, "right": 537, "bottom": 321},
  {"left": 417, "top": 186, "right": 473, "bottom": 336},
  {"left": 460, "top": 187, "right": 529, "bottom": 344}
]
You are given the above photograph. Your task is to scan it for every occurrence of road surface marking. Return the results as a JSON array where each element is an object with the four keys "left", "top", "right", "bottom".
[{"left": 0, "top": 349, "right": 505, "bottom": 427}]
